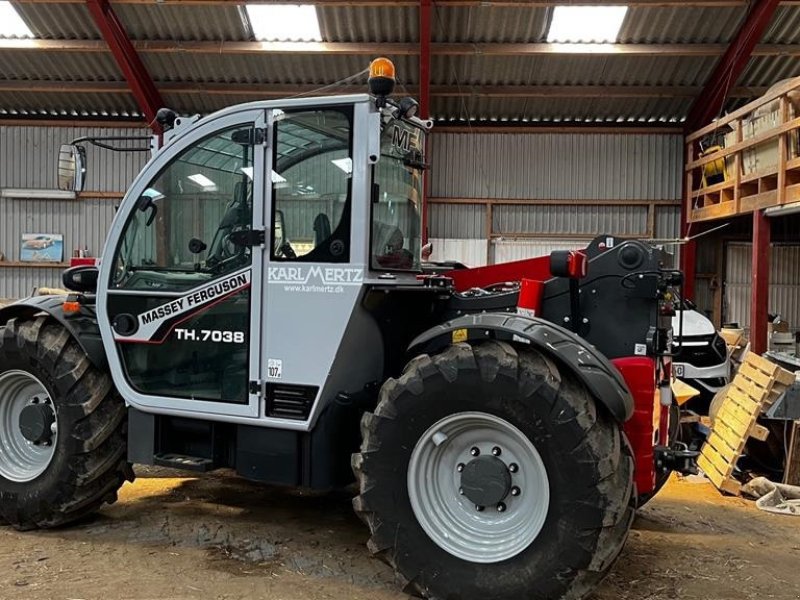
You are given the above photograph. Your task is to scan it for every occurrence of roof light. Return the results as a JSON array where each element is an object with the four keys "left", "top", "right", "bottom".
[
  {"left": 546, "top": 6, "right": 628, "bottom": 43},
  {"left": 0, "top": 2, "right": 33, "bottom": 38},
  {"left": 188, "top": 173, "right": 217, "bottom": 191},
  {"left": 245, "top": 4, "right": 321, "bottom": 42}
]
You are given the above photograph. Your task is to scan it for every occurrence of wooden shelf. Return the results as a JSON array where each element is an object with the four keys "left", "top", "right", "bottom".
[
  {"left": 686, "top": 79, "right": 800, "bottom": 223},
  {"left": 691, "top": 179, "right": 734, "bottom": 198},
  {"left": 0, "top": 261, "right": 69, "bottom": 269}
]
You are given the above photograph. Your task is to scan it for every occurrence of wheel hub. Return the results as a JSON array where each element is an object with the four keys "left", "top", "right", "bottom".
[
  {"left": 0, "top": 370, "right": 58, "bottom": 482},
  {"left": 19, "top": 402, "right": 55, "bottom": 445},
  {"left": 407, "top": 411, "right": 550, "bottom": 564},
  {"left": 460, "top": 456, "right": 511, "bottom": 506}
]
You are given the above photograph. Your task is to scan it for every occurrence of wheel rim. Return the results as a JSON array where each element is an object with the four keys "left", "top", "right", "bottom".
[
  {"left": 0, "top": 370, "right": 58, "bottom": 482},
  {"left": 407, "top": 411, "right": 550, "bottom": 563}
]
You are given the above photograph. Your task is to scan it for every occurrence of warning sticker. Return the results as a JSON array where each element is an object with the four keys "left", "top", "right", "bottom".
[
  {"left": 452, "top": 328, "right": 468, "bottom": 343},
  {"left": 267, "top": 358, "right": 283, "bottom": 380}
]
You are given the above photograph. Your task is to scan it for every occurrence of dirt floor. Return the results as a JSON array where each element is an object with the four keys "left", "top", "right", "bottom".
[{"left": 1, "top": 472, "right": 799, "bottom": 600}]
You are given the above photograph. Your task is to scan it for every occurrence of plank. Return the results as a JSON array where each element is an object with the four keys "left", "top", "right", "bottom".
[
  {"left": 713, "top": 419, "right": 750, "bottom": 452},
  {"left": 749, "top": 423, "right": 770, "bottom": 442},
  {"left": 738, "top": 361, "right": 773, "bottom": 390},
  {"left": 698, "top": 454, "right": 727, "bottom": 486},
  {"left": 720, "top": 391, "right": 760, "bottom": 425},
  {"left": 730, "top": 377, "right": 766, "bottom": 406},
  {"left": 725, "top": 385, "right": 760, "bottom": 413},
  {"left": 705, "top": 433, "right": 740, "bottom": 464},
  {"left": 698, "top": 455, "right": 741, "bottom": 495},
  {"left": 742, "top": 353, "right": 796, "bottom": 388}
]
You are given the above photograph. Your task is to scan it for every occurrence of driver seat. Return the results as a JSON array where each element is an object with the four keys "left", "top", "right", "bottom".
[{"left": 313, "top": 213, "right": 332, "bottom": 247}]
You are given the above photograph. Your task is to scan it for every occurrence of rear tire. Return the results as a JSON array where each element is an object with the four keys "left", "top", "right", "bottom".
[
  {"left": 0, "top": 317, "right": 134, "bottom": 530},
  {"left": 353, "top": 341, "right": 634, "bottom": 600}
]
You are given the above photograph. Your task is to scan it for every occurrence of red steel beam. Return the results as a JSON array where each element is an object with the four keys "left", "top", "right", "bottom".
[
  {"left": 420, "top": 0, "right": 431, "bottom": 245},
  {"left": 686, "top": 0, "right": 781, "bottom": 130},
  {"left": 750, "top": 210, "right": 771, "bottom": 354},
  {"left": 86, "top": 0, "right": 164, "bottom": 131}
]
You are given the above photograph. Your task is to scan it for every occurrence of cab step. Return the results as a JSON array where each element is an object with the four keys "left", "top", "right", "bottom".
[{"left": 153, "top": 453, "right": 215, "bottom": 472}]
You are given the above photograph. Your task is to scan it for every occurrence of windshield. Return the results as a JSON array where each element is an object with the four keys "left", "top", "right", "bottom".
[{"left": 371, "top": 118, "right": 425, "bottom": 271}]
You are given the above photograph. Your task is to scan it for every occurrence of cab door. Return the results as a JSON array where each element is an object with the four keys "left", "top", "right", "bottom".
[{"left": 100, "top": 110, "right": 267, "bottom": 419}]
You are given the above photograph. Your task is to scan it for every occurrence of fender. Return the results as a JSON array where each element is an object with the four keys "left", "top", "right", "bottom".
[
  {"left": 408, "top": 313, "right": 634, "bottom": 422},
  {"left": 0, "top": 296, "right": 107, "bottom": 370}
]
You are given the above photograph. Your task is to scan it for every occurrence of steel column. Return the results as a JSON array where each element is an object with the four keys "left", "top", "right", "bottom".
[
  {"left": 750, "top": 209, "right": 771, "bottom": 354},
  {"left": 86, "top": 0, "right": 164, "bottom": 131},
  {"left": 420, "top": 0, "right": 432, "bottom": 244},
  {"left": 686, "top": 0, "right": 781, "bottom": 129}
]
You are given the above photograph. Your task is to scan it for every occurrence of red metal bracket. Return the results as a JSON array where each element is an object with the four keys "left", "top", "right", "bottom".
[
  {"left": 420, "top": 0, "right": 431, "bottom": 244},
  {"left": 751, "top": 209, "right": 771, "bottom": 354},
  {"left": 686, "top": 0, "right": 781, "bottom": 130},
  {"left": 86, "top": 0, "right": 164, "bottom": 132}
]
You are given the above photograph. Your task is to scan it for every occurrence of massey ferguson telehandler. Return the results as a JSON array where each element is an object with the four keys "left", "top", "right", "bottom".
[{"left": 0, "top": 59, "right": 693, "bottom": 599}]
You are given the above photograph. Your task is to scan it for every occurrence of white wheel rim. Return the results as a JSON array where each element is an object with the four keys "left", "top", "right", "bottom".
[
  {"left": 407, "top": 411, "right": 550, "bottom": 563},
  {"left": 0, "top": 370, "right": 58, "bottom": 482}
]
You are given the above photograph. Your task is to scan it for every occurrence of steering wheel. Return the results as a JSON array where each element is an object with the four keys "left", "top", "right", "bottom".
[{"left": 276, "top": 240, "right": 297, "bottom": 259}]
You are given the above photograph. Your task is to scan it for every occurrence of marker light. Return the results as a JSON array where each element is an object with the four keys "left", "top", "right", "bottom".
[
  {"left": 62, "top": 300, "right": 81, "bottom": 316},
  {"left": 368, "top": 57, "right": 396, "bottom": 99}
]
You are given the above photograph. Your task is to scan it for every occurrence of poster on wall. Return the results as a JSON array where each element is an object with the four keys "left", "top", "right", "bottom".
[{"left": 20, "top": 233, "right": 64, "bottom": 263}]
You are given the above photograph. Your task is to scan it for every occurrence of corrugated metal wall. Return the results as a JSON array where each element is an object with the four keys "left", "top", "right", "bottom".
[
  {"left": 725, "top": 242, "right": 800, "bottom": 332},
  {"left": 430, "top": 133, "right": 683, "bottom": 199},
  {"left": 427, "top": 132, "right": 683, "bottom": 266},
  {"left": 1, "top": 126, "right": 685, "bottom": 296},
  {"left": 0, "top": 125, "right": 147, "bottom": 298},
  {"left": 0, "top": 125, "right": 149, "bottom": 191}
]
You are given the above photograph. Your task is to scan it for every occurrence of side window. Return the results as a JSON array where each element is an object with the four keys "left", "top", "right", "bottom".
[
  {"left": 112, "top": 125, "right": 255, "bottom": 291},
  {"left": 271, "top": 109, "right": 352, "bottom": 263}
]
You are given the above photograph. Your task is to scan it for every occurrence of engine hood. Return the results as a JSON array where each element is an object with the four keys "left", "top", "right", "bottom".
[{"left": 673, "top": 309, "right": 716, "bottom": 338}]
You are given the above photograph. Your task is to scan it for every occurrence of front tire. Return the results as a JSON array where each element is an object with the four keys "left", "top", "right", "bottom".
[
  {"left": 353, "top": 341, "right": 634, "bottom": 600},
  {"left": 0, "top": 317, "right": 134, "bottom": 530}
]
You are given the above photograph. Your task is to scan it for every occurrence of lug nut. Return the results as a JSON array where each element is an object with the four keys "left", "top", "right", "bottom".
[
  {"left": 457, "top": 463, "right": 465, "bottom": 472},
  {"left": 475, "top": 505, "right": 485, "bottom": 512},
  {"left": 497, "top": 503, "right": 506, "bottom": 513},
  {"left": 511, "top": 487, "right": 521, "bottom": 497},
  {"left": 509, "top": 463, "right": 519, "bottom": 473},
  {"left": 491, "top": 446, "right": 502, "bottom": 457},
  {"left": 470, "top": 447, "right": 480, "bottom": 457}
]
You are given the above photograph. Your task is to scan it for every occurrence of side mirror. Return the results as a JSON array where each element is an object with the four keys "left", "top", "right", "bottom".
[
  {"left": 62, "top": 265, "right": 99, "bottom": 293},
  {"left": 274, "top": 209, "right": 286, "bottom": 253},
  {"left": 57, "top": 144, "right": 86, "bottom": 192},
  {"left": 550, "top": 250, "right": 588, "bottom": 279}
]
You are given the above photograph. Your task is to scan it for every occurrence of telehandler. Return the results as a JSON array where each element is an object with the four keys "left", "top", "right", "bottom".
[{"left": 0, "top": 58, "right": 691, "bottom": 599}]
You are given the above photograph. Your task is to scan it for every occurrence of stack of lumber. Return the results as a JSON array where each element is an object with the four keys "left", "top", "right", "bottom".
[{"left": 698, "top": 353, "right": 795, "bottom": 495}]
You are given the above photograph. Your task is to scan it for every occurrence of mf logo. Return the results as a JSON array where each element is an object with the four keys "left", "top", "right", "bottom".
[{"left": 392, "top": 125, "right": 410, "bottom": 152}]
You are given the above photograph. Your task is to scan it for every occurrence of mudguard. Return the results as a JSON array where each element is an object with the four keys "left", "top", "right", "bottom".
[
  {"left": 408, "top": 313, "right": 634, "bottom": 422},
  {"left": 0, "top": 296, "right": 107, "bottom": 370}
]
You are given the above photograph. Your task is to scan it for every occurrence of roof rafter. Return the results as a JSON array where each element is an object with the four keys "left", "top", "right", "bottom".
[
  {"left": 85, "top": 0, "right": 163, "bottom": 129},
  {"left": 0, "top": 80, "right": 768, "bottom": 99},
  {"left": 3, "top": 38, "right": 800, "bottom": 57},
  {"left": 687, "top": 0, "right": 782, "bottom": 128}
]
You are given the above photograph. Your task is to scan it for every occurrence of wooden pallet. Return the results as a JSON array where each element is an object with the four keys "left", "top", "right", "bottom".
[{"left": 698, "top": 353, "right": 795, "bottom": 495}]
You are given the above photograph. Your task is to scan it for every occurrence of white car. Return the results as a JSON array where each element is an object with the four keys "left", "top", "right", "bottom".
[{"left": 672, "top": 303, "right": 730, "bottom": 395}]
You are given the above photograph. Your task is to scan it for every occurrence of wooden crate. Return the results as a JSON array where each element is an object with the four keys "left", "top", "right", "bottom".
[{"left": 698, "top": 353, "right": 795, "bottom": 495}]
